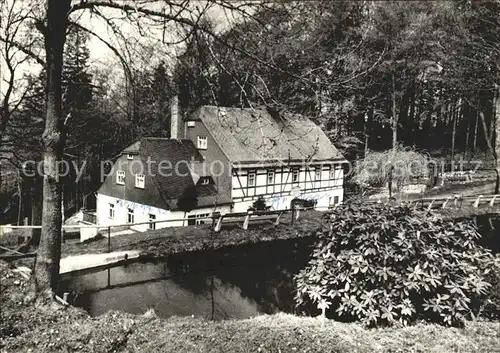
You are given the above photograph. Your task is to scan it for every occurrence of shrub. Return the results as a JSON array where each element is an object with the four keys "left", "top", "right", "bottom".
[
  {"left": 291, "top": 198, "right": 317, "bottom": 209},
  {"left": 294, "top": 202, "right": 499, "bottom": 327},
  {"left": 482, "top": 256, "right": 500, "bottom": 319},
  {"left": 353, "top": 148, "right": 430, "bottom": 190},
  {"left": 251, "top": 196, "right": 268, "bottom": 211}
]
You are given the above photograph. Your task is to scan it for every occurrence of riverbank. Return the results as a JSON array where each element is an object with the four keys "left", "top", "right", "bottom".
[
  {"left": 60, "top": 204, "right": 499, "bottom": 259},
  {"left": 1, "top": 261, "right": 499, "bottom": 353},
  {"left": 61, "top": 211, "right": 325, "bottom": 257}
]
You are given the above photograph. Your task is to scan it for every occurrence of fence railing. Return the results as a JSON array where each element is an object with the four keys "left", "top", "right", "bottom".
[
  {"left": 0, "top": 205, "right": 330, "bottom": 251},
  {"left": 1, "top": 195, "right": 498, "bottom": 260},
  {"left": 366, "top": 193, "right": 500, "bottom": 212}
]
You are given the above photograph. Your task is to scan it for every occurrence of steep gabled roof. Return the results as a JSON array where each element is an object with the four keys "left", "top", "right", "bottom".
[
  {"left": 101, "top": 138, "right": 231, "bottom": 211},
  {"left": 191, "top": 106, "right": 345, "bottom": 165},
  {"left": 139, "top": 138, "right": 200, "bottom": 208},
  {"left": 139, "top": 138, "right": 231, "bottom": 210}
]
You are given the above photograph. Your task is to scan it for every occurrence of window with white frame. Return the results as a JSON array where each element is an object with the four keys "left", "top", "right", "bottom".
[
  {"left": 116, "top": 171, "right": 125, "bottom": 185},
  {"left": 248, "top": 172, "right": 256, "bottom": 187},
  {"left": 127, "top": 153, "right": 134, "bottom": 160},
  {"left": 200, "top": 177, "right": 210, "bottom": 185},
  {"left": 135, "top": 174, "right": 145, "bottom": 188},
  {"left": 315, "top": 167, "right": 321, "bottom": 179},
  {"left": 315, "top": 167, "right": 321, "bottom": 186},
  {"left": 292, "top": 169, "right": 299, "bottom": 183},
  {"left": 148, "top": 213, "right": 156, "bottom": 230},
  {"left": 197, "top": 136, "right": 207, "bottom": 149},
  {"left": 196, "top": 213, "right": 209, "bottom": 225},
  {"left": 127, "top": 208, "right": 134, "bottom": 223},
  {"left": 267, "top": 170, "right": 275, "bottom": 185},
  {"left": 109, "top": 203, "right": 115, "bottom": 219},
  {"left": 187, "top": 213, "right": 209, "bottom": 225},
  {"left": 329, "top": 166, "right": 336, "bottom": 180}
]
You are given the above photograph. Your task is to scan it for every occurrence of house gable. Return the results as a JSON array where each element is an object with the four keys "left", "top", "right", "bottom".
[
  {"left": 183, "top": 113, "right": 232, "bottom": 206},
  {"left": 97, "top": 150, "right": 169, "bottom": 210},
  {"left": 97, "top": 138, "right": 232, "bottom": 212}
]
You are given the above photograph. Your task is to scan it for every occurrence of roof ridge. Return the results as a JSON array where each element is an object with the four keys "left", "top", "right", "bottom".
[
  {"left": 196, "top": 105, "right": 345, "bottom": 163},
  {"left": 141, "top": 137, "right": 191, "bottom": 141},
  {"left": 201, "top": 105, "right": 262, "bottom": 111}
]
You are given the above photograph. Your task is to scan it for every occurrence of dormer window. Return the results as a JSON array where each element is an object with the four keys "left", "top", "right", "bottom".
[
  {"left": 198, "top": 177, "right": 211, "bottom": 185},
  {"left": 116, "top": 171, "right": 125, "bottom": 185},
  {"left": 135, "top": 174, "right": 145, "bottom": 188},
  {"left": 197, "top": 136, "right": 207, "bottom": 150},
  {"left": 127, "top": 153, "right": 134, "bottom": 160}
]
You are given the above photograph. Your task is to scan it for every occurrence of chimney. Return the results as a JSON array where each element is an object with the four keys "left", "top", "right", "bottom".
[{"left": 170, "top": 95, "right": 179, "bottom": 139}]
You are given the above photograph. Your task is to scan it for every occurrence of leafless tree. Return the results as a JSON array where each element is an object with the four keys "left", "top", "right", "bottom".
[
  {"left": 0, "top": 0, "right": 43, "bottom": 160},
  {"left": 0, "top": 0, "right": 276, "bottom": 295}
]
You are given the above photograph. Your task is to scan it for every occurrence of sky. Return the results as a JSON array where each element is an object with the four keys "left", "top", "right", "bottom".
[{"left": 1, "top": 0, "right": 253, "bottom": 98}]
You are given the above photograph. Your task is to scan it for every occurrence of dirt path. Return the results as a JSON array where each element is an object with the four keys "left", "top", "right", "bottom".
[
  {"left": 423, "top": 181, "right": 496, "bottom": 199},
  {"left": 399, "top": 180, "right": 497, "bottom": 201}
]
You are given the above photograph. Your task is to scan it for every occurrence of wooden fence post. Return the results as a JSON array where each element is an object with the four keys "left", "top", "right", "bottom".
[
  {"left": 275, "top": 212, "right": 283, "bottom": 225},
  {"left": 426, "top": 200, "right": 435, "bottom": 212},
  {"left": 107, "top": 226, "right": 111, "bottom": 253},
  {"left": 442, "top": 196, "right": 452, "bottom": 209},
  {"left": 214, "top": 215, "right": 223, "bottom": 232},
  {"left": 489, "top": 195, "right": 497, "bottom": 207},
  {"left": 473, "top": 195, "right": 483, "bottom": 208},
  {"left": 243, "top": 211, "right": 251, "bottom": 230}
]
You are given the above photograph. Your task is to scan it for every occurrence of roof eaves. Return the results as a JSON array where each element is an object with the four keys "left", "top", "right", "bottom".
[
  {"left": 138, "top": 154, "right": 171, "bottom": 211},
  {"left": 231, "top": 156, "right": 347, "bottom": 168}
]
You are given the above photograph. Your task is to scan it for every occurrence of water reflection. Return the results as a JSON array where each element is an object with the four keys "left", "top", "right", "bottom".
[
  {"left": 58, "top": 238, "right": 312, "bottom": 320},
  {"left": 58, "top": 216, "right": 498, "bottom": 320}
]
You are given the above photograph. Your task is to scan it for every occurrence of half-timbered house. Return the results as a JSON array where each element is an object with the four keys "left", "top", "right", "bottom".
[
  {"left": 185, "top": 106, "right": 346, "bottom": 212},
  {"left": 96, "top": 102, "right": 346, "bottom": 229}
]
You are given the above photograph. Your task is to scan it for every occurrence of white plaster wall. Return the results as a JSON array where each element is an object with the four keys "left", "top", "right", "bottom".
[
  {"left": 300, "top": 188, "right": 344, "bottom": 210},
  {"left": 79, "top": 221, "right": 99, "bottom": 242},
  {"left": 231, "top": 187, "right": 343, "bottom": 212},
  {"left": 230, "top": 163, "right": 344, "bottom": 212},
  {"left": 96, "top": 193, "right": 231, "bottom": 232}
]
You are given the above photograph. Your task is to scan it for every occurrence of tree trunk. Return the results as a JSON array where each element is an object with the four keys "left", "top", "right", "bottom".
[
  {"left": 408, "top": 82, "right": 417, "bottom": 147},
  {"left": 34, "top": 0, "right": 71, "bottom": 293},
  {"left": 478, "top": 86, "right": 500, "bottom": 194},
  {"left": 392, "top": 74, "right": 398, "bottom": 152},
  {"left": 30, "top": 175, "right": 43, "bottom": 246},
  {"left": 17, "top": 170, "right": 22, "bottom": 226},
  {"left": 465, "top": 106, "right": 470, "bottom": 157},
  {"left": 364, "top": 108, "right": 373, "bottom": 156},
  {"left": 493, "top": 85, "right": 500, "bottom": 194},
  {"left": 451, "top": 100, "right": 458, "bottom": 162},
  {"left": 473, "top": 109, "right": 479, "bottom": 153}
]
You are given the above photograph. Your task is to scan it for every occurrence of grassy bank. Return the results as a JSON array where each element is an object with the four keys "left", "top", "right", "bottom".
[
  {"left": 60, "top": 204, "right": 499, "bottom": 259},
  {"left": 1, "top": 261, "right": 499, "bottom": 353},
  {"left": 61, "top": 211, "right": 324, "bottom": 257}
]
